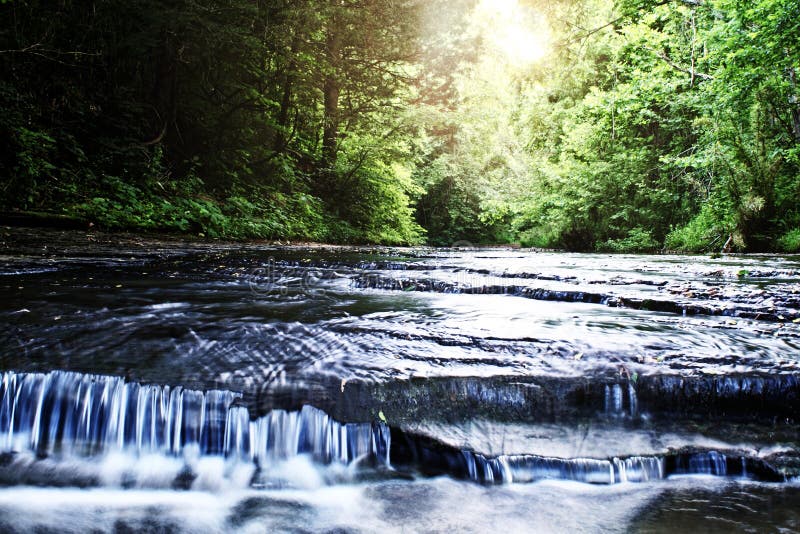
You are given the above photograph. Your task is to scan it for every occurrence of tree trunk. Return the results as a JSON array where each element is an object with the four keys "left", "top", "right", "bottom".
[
  {"left": 322, "top": 16, "right": 341, "bottom": 169},
  {"left": 273, "top": 34, "right": 300, "bottom": 154},
  {"left": 786, "top": 56, "right": 800, "bottom": 141},
  {"left": 149, "top": 29, "right": 178, "bottom": 146}
]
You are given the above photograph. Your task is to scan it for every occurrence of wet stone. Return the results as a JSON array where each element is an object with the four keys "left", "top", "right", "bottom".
[{"left": 1, "top": 228, "right": 800, "bottom": 528}]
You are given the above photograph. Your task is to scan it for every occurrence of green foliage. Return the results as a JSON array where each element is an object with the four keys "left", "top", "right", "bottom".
[
  {"left": 598, "top": 227, "right": 660, "bottom": 253},
  {"left": 328, "top": 143, "right": 426, "bottom": 245},
  {"left": 67, "top": 173, "right": 331, "bottom": 241},
  {"left": 664, "top": 206, "right": 726, "bottom": 252},
  {"left": 778, "top": 229, "right": 800, "bottom": 253},
  {"left": 502, "top": 0, "right": 799, "bottom": 252},
  {"left": 5, "top": 127, "right": 58, "bottom": 209},
  {"left": 0, "top": 0, "right": 426, "bottom": 244},
  {"left": 1, "top": 0, "right": 798, "bottom": 250}
]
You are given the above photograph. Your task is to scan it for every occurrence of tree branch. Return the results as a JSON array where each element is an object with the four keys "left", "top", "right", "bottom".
[
  {"left": 560, "top": 16, "right": 625, "bottom": 46},
  {"left": 562, "top": 0, "right": 707, "bottom": 48},
  {"left": 0, "top": 42, "right": 100, "bottom": 67},
  {"left": 647, "top": 48, "right": 714, "bottom": 81}
]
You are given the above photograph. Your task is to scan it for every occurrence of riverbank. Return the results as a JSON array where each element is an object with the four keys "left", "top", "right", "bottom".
[
  {"left": 7, "top": 209, "right": 800, "bottom": 257},
  {"left": 5, "top": 221, "right": 800, "bottom": 262},
  {"left": 0, "top": 224, "right": 360, "bottom": 257}
]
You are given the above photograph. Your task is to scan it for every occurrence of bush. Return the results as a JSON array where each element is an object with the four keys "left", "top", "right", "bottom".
[
  {"left": 778, "top": 229, "right": 800, "bottom": 252},
  {"left": 68, "top": 174, "right": 333, "bottom": 240},
  {"left": 518, "top": 226, "right": 563, "bottom": 249},
  {"left": 598, "top": 227, "right": 660, "bottom": 253},
  {"left": 665, "top": 206, "right": 728, "bottom": 252}
]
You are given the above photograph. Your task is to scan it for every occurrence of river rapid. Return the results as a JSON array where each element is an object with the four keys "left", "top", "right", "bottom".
[{"left": 0, "top": 228, "right": 799, "bottom": 532}]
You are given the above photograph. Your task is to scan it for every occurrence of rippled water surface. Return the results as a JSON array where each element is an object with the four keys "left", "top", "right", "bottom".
[
  {"left": 1, "top": 228, "right": 799, "bottom": 532},
  {"left": 0, "top": 479, "right": 797, "bottom": 533}
]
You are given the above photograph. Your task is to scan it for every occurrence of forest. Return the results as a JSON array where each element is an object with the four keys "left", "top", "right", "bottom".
[{"left": 1, "top": 0, "right": 798, "bottom": 252}]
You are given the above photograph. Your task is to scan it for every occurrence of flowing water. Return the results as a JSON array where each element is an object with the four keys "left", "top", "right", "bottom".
[{"left": 1, "top": 228, "right": 799, "bottom": 532}]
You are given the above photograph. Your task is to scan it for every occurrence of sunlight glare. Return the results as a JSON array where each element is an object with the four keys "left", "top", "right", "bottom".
[{"left": 474, "top": 0, "right": 550, "bottom": 67}]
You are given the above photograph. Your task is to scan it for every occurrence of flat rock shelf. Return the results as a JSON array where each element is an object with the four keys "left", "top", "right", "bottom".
[{"left": 1, "top": 228, "right": 799, "bottom": 532}]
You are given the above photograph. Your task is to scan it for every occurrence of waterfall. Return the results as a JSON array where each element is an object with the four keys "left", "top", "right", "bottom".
[
  {"left": 456, "top": 450, "right": 749, "bottom": 485},
  {"left": 604, "top": 382, "right": 638, "bottom": 417},
  {"left": 0, "top": 370, "right": 388, "bottom": 469},
  {"left": 460, "top": 451, "right": 663, "bottom": 485},
  {"left": 0, "top": 370, "right": 779, "bottom": 489}
]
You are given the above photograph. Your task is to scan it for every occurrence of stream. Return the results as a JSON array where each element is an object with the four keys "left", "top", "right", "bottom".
[{"left": 0, "top": 228, "right": 799, "bottom": 532}]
